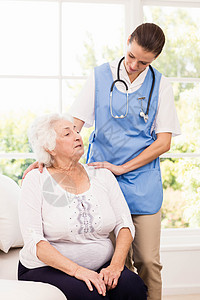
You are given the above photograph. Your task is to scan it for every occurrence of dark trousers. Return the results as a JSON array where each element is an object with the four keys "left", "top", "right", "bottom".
[{"left": 18, "top": 261, "right": 147, "bottom": 300}]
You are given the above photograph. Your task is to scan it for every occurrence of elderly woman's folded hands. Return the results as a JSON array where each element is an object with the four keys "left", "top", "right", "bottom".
[
  {"left": 74, "top": 263, "right": 122, "bottom": 294},
  {"left": 74, "top": 266, "right": 106, "bottom": 296},
  {"left": 99, "top": 264, "right": 122, "bottom": 291}
]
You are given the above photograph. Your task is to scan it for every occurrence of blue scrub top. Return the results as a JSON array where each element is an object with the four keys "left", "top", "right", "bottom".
[{"left": 87, "top": 62, "right": 163, "bottom": 215}]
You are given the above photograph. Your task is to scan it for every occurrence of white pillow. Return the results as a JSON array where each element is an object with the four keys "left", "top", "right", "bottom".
[{"left": 0, "top": 174, "right": 23, "bottom": 253}]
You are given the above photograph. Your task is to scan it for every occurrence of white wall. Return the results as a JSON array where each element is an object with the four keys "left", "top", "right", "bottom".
[{"left": 161, "top": 228, "right": 200, "bottom": 295}]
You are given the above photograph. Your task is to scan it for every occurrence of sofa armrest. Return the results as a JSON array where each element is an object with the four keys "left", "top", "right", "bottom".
[{"left": 0, "top": 280, "right": 66, "bottom": 300}]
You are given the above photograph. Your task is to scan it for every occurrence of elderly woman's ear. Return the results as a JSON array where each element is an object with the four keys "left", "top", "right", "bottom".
[{"left": 45, "top": 148, "right": 56, "bottom": 157}]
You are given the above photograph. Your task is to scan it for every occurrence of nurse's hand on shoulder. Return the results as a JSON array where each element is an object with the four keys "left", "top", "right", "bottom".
[
  {"left": 99, "top": 264, "right": 122, "bottom": 290},
  {"left": 87, "top": 161, "right": 125, "bottom": 176},
  {"left": 22, "top": 161, "right": 44, "bottom": 180}
]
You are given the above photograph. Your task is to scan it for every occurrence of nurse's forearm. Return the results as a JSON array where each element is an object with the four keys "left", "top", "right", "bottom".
[
  {"left": 73, "top": 117, "right": 85, "bottom": 132},
  {"left": 122, "top": 132, "right": 172, "bottom": 174},
  {"left": 110, "top": 228, "right": 133, "bottom": 270}
]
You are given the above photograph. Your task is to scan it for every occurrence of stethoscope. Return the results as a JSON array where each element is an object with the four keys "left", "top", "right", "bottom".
[{"left": 110, "top": 56, "right": 155, "bottom": 122}]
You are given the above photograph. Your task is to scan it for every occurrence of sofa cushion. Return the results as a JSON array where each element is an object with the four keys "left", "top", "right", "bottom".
[
  {"left": 0, "top": 249, "right": 67, "bottom": 299},
  {"left": 0, "top": 175, "right": 23, "bottom": 253},
  {"left": 0, "top": 248, "right": 20, "bottom": 280},
  {"left": 0, "top": 280, "right": 66, "bottom": 300}
]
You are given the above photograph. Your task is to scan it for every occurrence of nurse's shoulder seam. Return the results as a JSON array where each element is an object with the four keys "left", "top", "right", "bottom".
[
  {"left": 109, "top": 58, "right": 120, "bottom": 69},
  {"left": 159, "top": 75, "right": 173, "bottom": 93}
]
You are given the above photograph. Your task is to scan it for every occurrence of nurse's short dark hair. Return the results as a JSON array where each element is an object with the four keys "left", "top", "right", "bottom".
[{"left": 129, "top": 23, "right": 165, "bottom": 58}]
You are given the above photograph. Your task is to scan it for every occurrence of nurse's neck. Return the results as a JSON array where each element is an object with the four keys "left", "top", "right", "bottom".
[
  {"left": 128, "top": 72, "right": 142, "bottom": 83},
  {"left": 123, "top": 60, "right": 143, "bottom": 83}
]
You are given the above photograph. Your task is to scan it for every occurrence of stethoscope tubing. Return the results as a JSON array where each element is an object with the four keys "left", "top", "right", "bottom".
[
  {"left": 110, "top": 57, "right": 155, "bottom": 121},
  {"left": 146, "top": 65, "right": 155, "bottom": 116}
]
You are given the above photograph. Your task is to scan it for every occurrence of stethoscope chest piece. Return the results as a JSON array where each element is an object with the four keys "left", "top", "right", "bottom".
[
  {"left": 138, "top": 97, "right": 149, "bottom": 123},
  {"left": 139, "top": 111, "right": 149, "bottom": 123}
]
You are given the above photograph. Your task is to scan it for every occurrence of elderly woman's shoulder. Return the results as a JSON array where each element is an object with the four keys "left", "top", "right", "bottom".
[
  {"left": 22, "top": 169, "right": 42, "bottom": 186},
  {"left": 84, "top": 164, "right": 114, "bottom": 180}
]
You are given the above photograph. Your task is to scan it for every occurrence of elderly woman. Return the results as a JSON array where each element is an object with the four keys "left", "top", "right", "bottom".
[{"left": 18, "top": 113, "right": 147, "bottom": 300}]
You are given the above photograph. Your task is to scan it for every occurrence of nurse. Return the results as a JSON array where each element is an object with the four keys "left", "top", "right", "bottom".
[{"left": 69, "top": 23, "right": 181, "bottom": 300}]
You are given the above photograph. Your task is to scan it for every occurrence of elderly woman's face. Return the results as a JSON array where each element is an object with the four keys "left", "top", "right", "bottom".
[{"left": 53, "top": 119, "right": 84, "bottom": 160}]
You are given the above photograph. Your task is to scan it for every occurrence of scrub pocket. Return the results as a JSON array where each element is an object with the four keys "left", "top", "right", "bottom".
[{"left": 117, "top": 168, "right": 163, "bottom": 215}]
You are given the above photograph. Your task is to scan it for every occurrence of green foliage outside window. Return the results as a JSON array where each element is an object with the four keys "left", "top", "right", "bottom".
[{"left": 0, "top": 112, "right": 36, "bottom": 185}]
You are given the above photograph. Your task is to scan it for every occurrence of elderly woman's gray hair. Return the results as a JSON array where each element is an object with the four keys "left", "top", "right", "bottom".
[{"left": 28, "top": 113, "right": 73, "bottom": 167}]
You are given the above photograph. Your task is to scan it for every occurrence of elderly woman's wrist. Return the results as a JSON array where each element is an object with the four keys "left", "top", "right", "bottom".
[
  {"left": 69, "top": 264, "right": 80, "bottom": 277},
  {"left": 110, "top": 260, "right": 124, "bottom": 272}
]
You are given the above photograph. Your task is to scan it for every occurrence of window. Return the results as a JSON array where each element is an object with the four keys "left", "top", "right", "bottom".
[
  {"left": 1, "top": 0, "right": 199, "bottom": 229},
  {"left": 0, "top": 0, "right": 125, "bottom": 182},
  {"left": 143, "top": 1, "right": 200, "bottom": 228}
]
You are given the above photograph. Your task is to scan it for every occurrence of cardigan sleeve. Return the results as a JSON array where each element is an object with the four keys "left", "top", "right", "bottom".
[{"left": 19, "top": 170, "right": 48, "bottom": 267}]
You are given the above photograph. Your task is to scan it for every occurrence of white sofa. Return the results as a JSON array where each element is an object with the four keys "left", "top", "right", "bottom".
[
  {"left": 0, "top": 248, "right": 66, "bottom": 300},
  {"left": 0, "top": 174, "right": 66, "bottom": 300}
]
